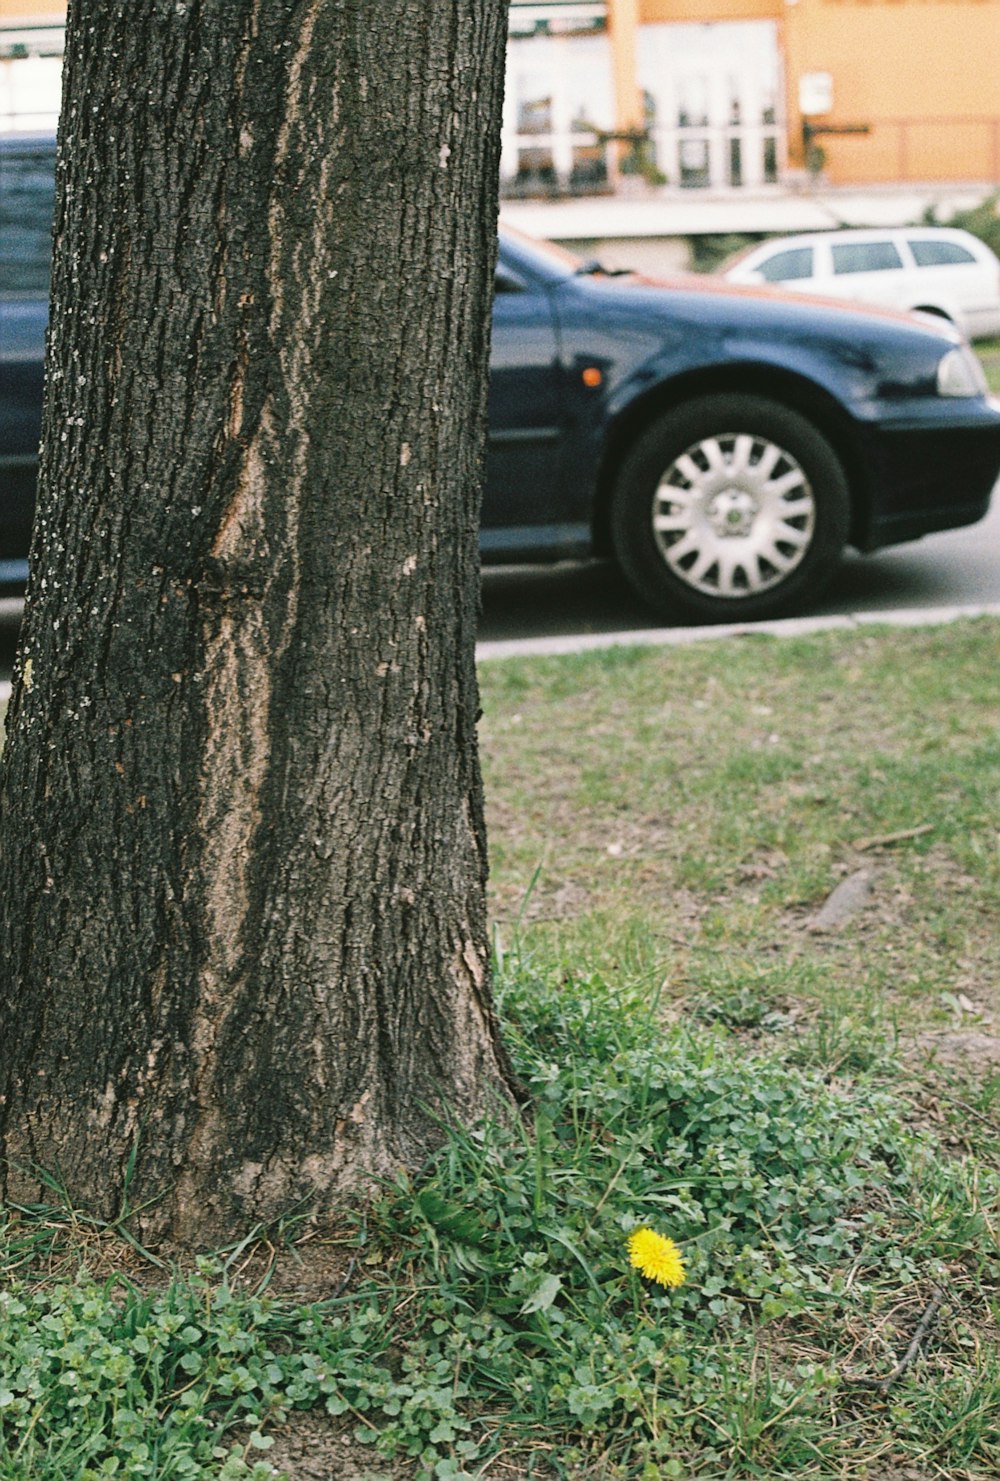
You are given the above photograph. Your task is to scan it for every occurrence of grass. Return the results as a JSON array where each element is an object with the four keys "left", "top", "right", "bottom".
[
  {"left": 2, "top": 620, "right": 1000, "bottom": 1479},
  {"left": 976, "top": 337, "right": 1000, "bottom": 392},
  {"left": 480, "top": 622, "right": 1000, "bottom": 1056}
]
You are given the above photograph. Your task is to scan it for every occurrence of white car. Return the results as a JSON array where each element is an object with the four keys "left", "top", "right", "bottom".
[{"left": 723, "top": 226, "right": 1000, "bottom": 341}]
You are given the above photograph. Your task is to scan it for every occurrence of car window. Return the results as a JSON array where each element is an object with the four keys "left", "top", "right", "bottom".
[
  {"left": 756, "top": 246, "right": 814, "bottom": 282},
  {"left": 907, "top": 238, "right": 977, "bottom": 267},
  {"left": 0, "top": 144, "right": 56, "bottom": 297},
  {"left": 831, "top": 241, "right": 903, "bottom": 275}
]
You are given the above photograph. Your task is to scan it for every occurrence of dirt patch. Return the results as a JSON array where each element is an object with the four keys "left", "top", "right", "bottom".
[
  {"left": 224, "top": 1225, "right": 359, "bottom": 1302},
  {"left": 262, "top": 1408, "right": 564, "bottom": 1481},
  {"left": 917, "top": 1030, "right": 1000, "bottom": 1071},
  {"left": 263, "top": 1408, "right": 406, "bottom": 1481}
]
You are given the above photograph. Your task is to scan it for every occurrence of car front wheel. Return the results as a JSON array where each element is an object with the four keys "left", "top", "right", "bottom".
[{"left": 610, "top": 393, "right": 851, "bottom": 622}]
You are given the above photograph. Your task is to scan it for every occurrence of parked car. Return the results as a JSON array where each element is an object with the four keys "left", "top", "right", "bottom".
[
  {"left": 722, "top": 226, "right": 1000, "bottom": 342},
  {"left": 3, "top": 135, "right": 1000, "bottom": 622},
  {"left": 0, "top": 134, "right": 51, "bottom": 592}
]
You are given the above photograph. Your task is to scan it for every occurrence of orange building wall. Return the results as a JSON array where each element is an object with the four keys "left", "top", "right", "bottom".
[
  {"left": 0, "top": 1, "right": 64, "bottom": 19},
  {"left": 639, "top": 0, "right": 999, "bottom": 184},
  {"left": 642, "top": 0, "right": 780, "bottom": 19},
  {"left": 783, "top": 0, "right": 1000, "bottom": 181},
  {"left": 611, "top": 0, "right": 644, "bottom": 131}
]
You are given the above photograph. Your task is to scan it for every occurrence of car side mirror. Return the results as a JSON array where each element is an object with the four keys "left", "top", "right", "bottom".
[{"left": 494, "top": 267, "right": 526, "bottom": 295}]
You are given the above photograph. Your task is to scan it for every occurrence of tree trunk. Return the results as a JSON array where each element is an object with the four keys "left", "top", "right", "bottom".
[{"left": 0, "top": 0, "right": 516, "bottom": 1246}]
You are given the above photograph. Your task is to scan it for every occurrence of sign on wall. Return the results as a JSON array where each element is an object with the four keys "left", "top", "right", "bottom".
[{"left": 799, "top": 72, "right": 834, "bottom": 116}]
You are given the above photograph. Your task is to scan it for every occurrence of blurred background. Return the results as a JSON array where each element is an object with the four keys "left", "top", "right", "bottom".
[{"left": 4, "top": 2, "right": 998, "bottom": 274}]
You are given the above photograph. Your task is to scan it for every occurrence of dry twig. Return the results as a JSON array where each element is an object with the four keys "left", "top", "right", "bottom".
[
  {"left": 852, "top": 823, "right": 934, "bottom": 852},
  {"left": 844, "top": 1287, "right": 946, "bottom": 1392}
]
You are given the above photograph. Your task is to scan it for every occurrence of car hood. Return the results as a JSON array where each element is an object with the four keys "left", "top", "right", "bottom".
[{"left": 562, "top": 267, "right": 963, "bottom": 347}]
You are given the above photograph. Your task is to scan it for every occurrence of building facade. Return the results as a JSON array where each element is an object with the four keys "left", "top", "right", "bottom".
[
  {"left": 503, "top": 1, "right": 785, "bottom": 193},
  {"left": 2, "top": 0, "right": 999, "bottom": 190},
  {"left": 504, "top": 0, "right": 1000, "bottom": 191},
  {"left": 780, "top": 0, "right": 1000, "bottom": 187},
  {"left": 0, "top": 1, "right": 63, "bottom": 131}
]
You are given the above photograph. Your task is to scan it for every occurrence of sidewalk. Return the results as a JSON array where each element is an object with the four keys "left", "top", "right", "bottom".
[
  {"left": 476, "top": 600, "right": 1000, "bottom": 663},
  {"left": 500, "top": 181, "right": 997, "bottom": 244}
]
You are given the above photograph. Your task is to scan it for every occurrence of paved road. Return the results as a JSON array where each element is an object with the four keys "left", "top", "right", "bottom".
[
  {"left": 478, "top": 490, "right": 1000, "bottom": 645},
  {"left": 3, "top": 489, "right": 999, "bottom": 689}
]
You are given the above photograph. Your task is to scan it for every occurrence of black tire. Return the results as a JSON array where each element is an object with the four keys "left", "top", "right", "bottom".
[{"left": 610, "top": 393, "right": 851, "bottom": 623}]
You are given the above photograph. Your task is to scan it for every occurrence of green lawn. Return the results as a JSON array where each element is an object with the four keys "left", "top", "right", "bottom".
[
  {"left": 1, "top": 620, "right": 999, "bottom": 1481},
  {"left": 480, "top": 620, "right": 1000, "bottom": 1057}
]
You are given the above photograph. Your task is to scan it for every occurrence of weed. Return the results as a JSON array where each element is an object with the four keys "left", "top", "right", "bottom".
[{"left": 3, "top": 964, "right": 996, "bottom": 1478}]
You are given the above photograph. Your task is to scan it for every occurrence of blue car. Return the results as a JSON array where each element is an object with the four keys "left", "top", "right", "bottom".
[{"left": 4, "top": 133, "right": 1000, "bottom": 621}]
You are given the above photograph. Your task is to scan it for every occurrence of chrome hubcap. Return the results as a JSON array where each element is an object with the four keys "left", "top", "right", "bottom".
[
  {"left": 707, "top": 487, "right": 759, "bottom": 538},
  {"left": 652, "top": 432, "right": 816, "bottom": 598}
]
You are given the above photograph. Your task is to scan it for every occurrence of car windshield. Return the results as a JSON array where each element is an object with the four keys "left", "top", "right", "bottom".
[{"left": 499, "top": 223, "right": 581, "bottom": 282}]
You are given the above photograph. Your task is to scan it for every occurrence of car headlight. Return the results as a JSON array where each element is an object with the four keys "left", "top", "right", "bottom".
[{"left": 936, "top": 345, "right": 988, "bottom": 398}]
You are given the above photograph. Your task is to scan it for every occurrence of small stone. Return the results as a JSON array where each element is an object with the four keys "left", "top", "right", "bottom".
[{"left": 809, "top": 869, "right": 874, "bottom": 932}]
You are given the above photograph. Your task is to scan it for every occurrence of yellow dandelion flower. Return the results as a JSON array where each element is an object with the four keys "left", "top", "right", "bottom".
[{"left": 628, "top": 1226, "right": 687, "bottom": 1289}]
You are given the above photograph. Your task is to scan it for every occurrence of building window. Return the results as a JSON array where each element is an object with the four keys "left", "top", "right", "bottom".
[
  {"left": 638, "top": 22, "right": 784, "bottom": 191},
  {"left": 501, "top": 25, "right": 614, "bottom": 197}
]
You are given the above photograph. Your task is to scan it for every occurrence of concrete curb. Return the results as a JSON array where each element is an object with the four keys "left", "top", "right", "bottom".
[
  {"left": 3, "top": 602, "right": 998, "bottom": 707},
  {"left": 475, "top": 601, "right": 1000, "bottom": 662}
]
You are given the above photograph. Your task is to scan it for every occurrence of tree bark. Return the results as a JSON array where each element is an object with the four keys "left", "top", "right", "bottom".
[{"left": 0, "top": 0, "right": 516, "bottom": 1246}]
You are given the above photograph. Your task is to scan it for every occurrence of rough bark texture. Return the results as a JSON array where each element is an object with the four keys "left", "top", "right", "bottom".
[{"left": 0, "top": 0, "right": 516, "bottom": 1246}]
